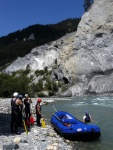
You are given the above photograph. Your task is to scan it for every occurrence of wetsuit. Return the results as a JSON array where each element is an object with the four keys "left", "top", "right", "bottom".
[
  {"left": 18, "top": 101, "right": 23, "bottom": 127},
  {"left": 36, "top": 103, "right": 41, "bottom": 126},
  {"left": 24, "top": 98, "right": 31, "bottom": 120},
  {"left": 84, "top": 114, "right": 90, "bottom": 123},
  {"left": 11, "top": 98, "right": 20, "bottom": 133}
]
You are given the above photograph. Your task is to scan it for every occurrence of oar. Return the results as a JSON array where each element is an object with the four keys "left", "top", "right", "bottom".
[
  {"left": 51, "top": 104, "right": 57, "bottom": 112},
  {"left": 52, "top": 113, "right": 60, "bottom": 121},
  {"left": 51, "top": 104, "right": 63, "bottom": 124},
  {"left": 52, "top": 113, "right": 65, "bottom": 125},
  {"left": 22, "top": 113, "right": 28, "bottom": 134},
  {"left": 52, "top": 113, "right": 71, "bottom": 127}
]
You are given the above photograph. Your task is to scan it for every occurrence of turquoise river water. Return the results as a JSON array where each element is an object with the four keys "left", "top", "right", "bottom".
[{"left": 42, "top": 95, "right": 113, "bottom": 150}]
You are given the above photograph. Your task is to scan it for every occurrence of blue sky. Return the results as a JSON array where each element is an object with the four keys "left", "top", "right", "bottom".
[{"left": 0, "top": 0, "right": 84, "bottom": 37}]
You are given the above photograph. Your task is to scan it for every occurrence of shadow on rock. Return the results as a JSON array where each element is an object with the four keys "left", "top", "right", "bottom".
[{"left": 0, "top": 113, "right": 25, "bottom": 136}]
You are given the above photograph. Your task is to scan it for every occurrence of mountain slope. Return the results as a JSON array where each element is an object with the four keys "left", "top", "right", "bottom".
[
  {"left": 2, "top": 0, "right": 113, "bottom": 97},
  {"left": 0, "top": 18, "right": 80, "bottom": 67}
]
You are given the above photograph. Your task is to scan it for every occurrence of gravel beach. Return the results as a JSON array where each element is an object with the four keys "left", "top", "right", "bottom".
[{"left": 0, "top": 98, "right": 75, "bottom": 150}]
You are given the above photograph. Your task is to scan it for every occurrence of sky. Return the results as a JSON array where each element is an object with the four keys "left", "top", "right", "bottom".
[{"left": 0, "top": 0, "right": 84, "bottom": 37}]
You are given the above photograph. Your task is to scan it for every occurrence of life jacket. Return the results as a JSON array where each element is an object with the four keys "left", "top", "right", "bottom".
[
  {"left": 24, "top": 98, "right": 30, "bottom": 109},
  {"left": 85, "top": 114, "right": 90, "bottom": 122},
  {"left": 35, "top": 103, "right": 41, "bottom": 114},
  {"left": 11, "top": 98, "right": 19, "bottom": 110}
]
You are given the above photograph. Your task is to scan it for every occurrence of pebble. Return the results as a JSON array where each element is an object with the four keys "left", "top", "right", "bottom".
[{"left": 0, "top": 98, "right": 73, "bottom": 150}]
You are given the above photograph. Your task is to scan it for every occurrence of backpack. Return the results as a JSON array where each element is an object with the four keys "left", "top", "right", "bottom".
[{"left": 30, "top": 116, "right": 34, "bottom": 125}]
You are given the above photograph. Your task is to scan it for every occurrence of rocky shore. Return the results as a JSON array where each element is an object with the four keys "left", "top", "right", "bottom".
[{"left": 0, "top": 98, "right": 78, "bottom": 150}]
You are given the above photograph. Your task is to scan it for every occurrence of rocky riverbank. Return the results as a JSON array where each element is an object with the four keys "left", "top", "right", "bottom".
[{"left": 0, "top": 98, "right": 79, "bottom": 150}]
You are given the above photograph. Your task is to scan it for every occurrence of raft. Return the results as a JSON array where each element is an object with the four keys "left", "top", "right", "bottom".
[{"left": 50, "top": 111, "right": 101, "bottom": 141}]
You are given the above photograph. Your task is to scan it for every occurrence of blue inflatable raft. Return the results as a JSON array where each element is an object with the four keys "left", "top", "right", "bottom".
[{"left": 50, "top": 111, "right": 101, "bottom": 140}]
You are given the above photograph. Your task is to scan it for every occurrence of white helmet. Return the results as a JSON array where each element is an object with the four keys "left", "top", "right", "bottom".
[
  {"left": 25, "top": 94, "right": 28, "bottom": 97},
  {"left": 13, "top": 92, "right": 18, "bottom": 97}
]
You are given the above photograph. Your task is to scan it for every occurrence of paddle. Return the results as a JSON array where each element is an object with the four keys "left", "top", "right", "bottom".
[
  {"left": 51, "top": 103, "right": 64, "bottom": 123},
  {"left": 52, "top": 113, "right": 60, "bottom": 121},
  {"left": 22, "top": 113, "right": 28, "bottom": 134},
  {"left": 51, "top": 104, "right": 71, "bottom": 127},
  {"left": 52, "top": 113, "right": 65, "bottom": 125},
  {"left": 51, "top": 104, "right": 57, "bottom": 112},
  {"left": 51, "top": 104, "right": 63, "bottom": 123},
  {"left": 52, "top": 113, "right": 71, "bottom": 127}
]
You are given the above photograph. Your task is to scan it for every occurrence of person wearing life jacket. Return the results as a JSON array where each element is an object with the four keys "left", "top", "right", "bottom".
[
  {"left": 18, "top": 95, "right": 23, "bottom": 127},
  {"left": 36, "top": 98, "right": 42, "bottom": 127},
  {"left": 10, "top": 92, "right": 23, "bottom": 134},
  {"left": 24, "top": 94, "right": 32, "bottom": 130},
  {"left": 24, "top": 94, "right": 32, "bottom": 121},
  {"left": 83, "top": 111, "right": 94, "bottom": 123}
]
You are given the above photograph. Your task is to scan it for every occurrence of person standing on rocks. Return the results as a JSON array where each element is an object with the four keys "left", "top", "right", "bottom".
[
  {"left": 10, "top": 92, "right": 23, "bottom": 134},
  {"left": 18, "top": 95, "right": 24, "bottom": 127},
  {"left": 24, "top": 94, "right": 32, "bottom": 129},
  {"left": 36, "top": 98, "right": 42, "bottom": 127},
  {"left": 24, "top": 94, "right": 32, "bottom": 121}
]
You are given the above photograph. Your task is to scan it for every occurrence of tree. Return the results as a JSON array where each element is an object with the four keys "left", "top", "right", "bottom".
[{"left": 83, "top": 0, "right": 94, "bottom": 12}]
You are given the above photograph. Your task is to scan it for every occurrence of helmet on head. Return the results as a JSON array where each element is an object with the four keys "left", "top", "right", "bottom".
[
  {"left": 13, "top": 92, "right": 18, "bottom": 97},
  {"left": 37, "top": 98, "right": 42, "bottom": 103},
  {"left": 18, "top": 94, "right": 23, "bottom": 99},
  {"left": 85, "top": 111, "right": 89, "bottom": 115},
  {"left": 25, "top": 94, "right": 28, "bottom": 97}
]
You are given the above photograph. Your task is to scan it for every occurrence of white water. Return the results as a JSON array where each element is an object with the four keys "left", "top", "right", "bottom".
[{"left": 42, "top": 95, "right": 113, "bottom": 150}]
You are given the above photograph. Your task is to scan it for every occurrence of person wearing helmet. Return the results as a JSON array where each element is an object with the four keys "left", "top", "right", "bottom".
[
  {"left": 13, "top": 92, "right": 18, "bottom": 97},
  {"left": 10, "top": 93, "right": 23, "bottom": 134},
  {"left": 35, "top": 98, "right": 42, "bottom": 127},
  {"left": 23, "top": 94, "right": 32, "bottom": 130},
  {"left": 18, "top": 95, "right": 24, "bottom": 127},
  {"left": 24, "top": 94, "right": 32, "bottom": 121},
  {"left": 83, "top": 111, "right": 94, "bottom": 123}
]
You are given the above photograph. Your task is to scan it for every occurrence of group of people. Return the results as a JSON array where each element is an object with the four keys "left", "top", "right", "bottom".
[
  {"left": 10, "top": 92, "right": 42, "bottom": 134},
  {"left": 10, "top": 91, "right": 94, "bottom": 134}
]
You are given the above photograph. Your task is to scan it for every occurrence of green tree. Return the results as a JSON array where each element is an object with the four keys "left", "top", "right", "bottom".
[
  {"left": 0, "top": 72, "right": 31, "bottom": 98},
  {"left": 32, "top": 79, "right": 43, "bottom": 94},
  {"left": 45, "top": 79, "right": 52, "bottom": 91},
  {"left": 52, "top": 82, "right": 58, "bottom": 92},
  {"left": 0, "top": 74, "right": 16, "bottom": 97},
  {"left": 0, "top": 18, "right": 80, "bottom": 67}
]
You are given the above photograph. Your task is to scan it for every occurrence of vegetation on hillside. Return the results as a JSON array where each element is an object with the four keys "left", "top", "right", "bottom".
[
  {"left": 0, "top": 18, "right": 80, "bottom": 67},
  {"left": 0, "top": 67, "right": 66, "bottom": 98},
  {"left": 0, "top": 18, "right": 82, "bottom": 97}
]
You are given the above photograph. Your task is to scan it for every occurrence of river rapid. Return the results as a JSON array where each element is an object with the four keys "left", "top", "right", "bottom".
[{"left": 42, "top": 95, "right": 113, "bottom": 150}]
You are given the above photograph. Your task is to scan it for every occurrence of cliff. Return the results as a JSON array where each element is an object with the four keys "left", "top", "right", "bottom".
[{"left": 4, "top": 0, "right": 113, "bottom": 96}]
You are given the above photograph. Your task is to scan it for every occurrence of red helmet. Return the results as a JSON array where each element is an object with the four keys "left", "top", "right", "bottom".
[{"left": 37, "top": 98, "right": 42, "bottom": 103}]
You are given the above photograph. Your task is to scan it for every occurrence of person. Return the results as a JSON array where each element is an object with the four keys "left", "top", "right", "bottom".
[
  {"left": 18, "top": 95, "right": 23, "bottom": 127},
  {"left": 35, "top": 98, "right": 42, "bottom": 127},
  {"left": 10, "top": 92, "right": 23, "bottom": 134},
  {"left": 83, "top": 111, "right": 94, "bottom": 123},
  {"left": 24, "top": 94, "right": 32, "bottom": 121}
]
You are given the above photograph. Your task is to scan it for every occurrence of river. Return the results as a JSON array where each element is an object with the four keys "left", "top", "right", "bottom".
[{"left": 42, "top": 95, "right": 113, "bottom": 150}]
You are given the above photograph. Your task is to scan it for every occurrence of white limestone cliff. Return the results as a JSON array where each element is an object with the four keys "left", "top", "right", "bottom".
[{"left": 4, "top": 0, "right": 113, "bottom": 96}]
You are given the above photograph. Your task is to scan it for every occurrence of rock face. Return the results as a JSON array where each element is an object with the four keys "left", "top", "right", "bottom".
[
  {"left": 57, "top": 0, "right": 113, "bottom": 96},
  {"left": 4, "top": 32, "right": 75, "bottom": 75},
  {"left": 3, "top": 0, "right": 113, "bottom": 96}
]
